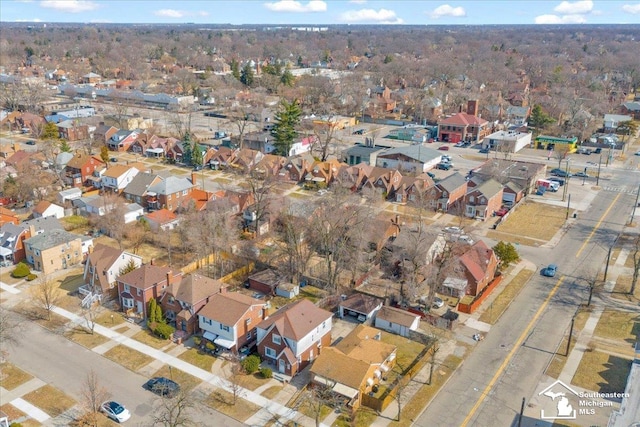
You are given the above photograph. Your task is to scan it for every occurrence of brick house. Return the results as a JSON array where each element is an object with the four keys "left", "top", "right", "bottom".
[
  {"left": 464, "top": 178, "right": 504, "bottom": 220},
  {"left": 107, "top": 130, "right": 140, "bottom": 152},
  {"left": 84, "top": 243, "right": 143, "bottom": 300},
  {"left": 117, "top": 264, "right": 183, "bottom": 319},
  {"left": 438, "top": 100, "right": 491, "bottom": 143},
  {"left": 0, "top": 217, "right": 62, "bottom": 264},
  {"left": 209, "top": 147, "right": 235, "bottom": 170},
  {"left": 64, "top": 153, "right": 106, "bottom": 187},
  {"left": 146, "top": 176, "right": 194, "bottom": 212},
  {"left": 256, "top": 299, "right": 333, "bottom": 377},
  {"left": 430, "top": 172, "right": 468, "bottom": 212},
  {"left": 247, "top": 269, "right": 281, "bottom": 296},
  {"left": 122, "top": 172, "right": 164, "bottom": 208},
  {"left": 92, "top": 125, "right": 118, "bottom": 145},
  {"left": 24, "top": 229, "right": 86, "bottom": 275},
  {"left": 57, "top": 120, "right": 90, "bottom": 141},
  {"left": 360, "top": 166, "right": 403, "bottom": 197},
  {"left": 457, "top": 240, "right": 498, "bottom": 297},
  {"left": 279, "top": 154, "right": 315, "bottom": 182},
  {"left": 197, "top": 292, "right": 268, "bottom": 352}
]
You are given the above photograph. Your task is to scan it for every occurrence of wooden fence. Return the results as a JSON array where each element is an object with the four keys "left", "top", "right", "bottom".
[{"left": 457, "top": 274, "right": 503, "bottom": 314}]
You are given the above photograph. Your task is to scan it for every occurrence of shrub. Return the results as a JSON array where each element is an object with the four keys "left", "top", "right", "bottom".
[
  {"left": 205, "top": 341, "right": 215, "bottom": 351},
  {"left": 242, "top": 355, "right": 261, "bottom": 374},
  {"left": 153, "top": 322, "right": 175, "bottom": 340},
  {"left": 193, "top": 336, "right": 202, "bottom": 346},
  {"left": 11, "top": 262, "right": 30, "bottom": 278},
  {"left": 10, "top": 423, "right": 23, "bottom": 427},
  {"left": 26, "top": 274, "right": 38, "bottom": 281},
  {"left": 260, "top": 367, "right": 272, "bottom": 379}
]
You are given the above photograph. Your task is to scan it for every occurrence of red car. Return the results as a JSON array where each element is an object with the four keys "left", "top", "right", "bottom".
[
  {"left": 438, "top": 145, "right": 450, "bottom": 151},
  {"left": 495, "top": 207, "right": 509, "bottom": 217}
]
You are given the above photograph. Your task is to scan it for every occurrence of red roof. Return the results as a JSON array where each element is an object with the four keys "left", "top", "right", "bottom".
[
  {"left": 439, "top": 113, "right": 488, "bottom": 127},
  {"left": 145, "top": 208, "right": 177, "bottom": 224}
]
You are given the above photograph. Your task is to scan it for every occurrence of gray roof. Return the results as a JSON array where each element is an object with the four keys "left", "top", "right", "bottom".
[
  {"left": 504, "top": 181, "right": 522, "bottom": 193},
  {"left": 124, "top": 173, "right": 163, "bottom": 197},
  {"left": 343, "top": 144, "right": 386, "bottom": 158},
  {"left": 377, "top": 144, "right": 441, "bottom": 163},
  {"left": 148, "top": 176, "right": 193, "bottom": 196},
  {"left": 56, "top": 152, "right": 74, "bottom": 168},
  {"left": 437, "top": 172, "right": 467, "bottom": 192},
  {"left": 473, "top": 178, "right": 503, "bottom": 199},
  {"left": 126, "top": 203, "right": 143, "bottom": 213},
  {"left": 623, "top": 101, "right": 640, "bottom": 112},
  {"left": 0, "top": 223, "right": 24, "bottom": 251},
  {"left": 22, "top": 217, "right": 63, "bottom": 233},
  {"left": 24, "top": 229, "right": 81, "bottom": 250},
  {"left": 506, "top": 106, "right": 530, "bottom": 116}
]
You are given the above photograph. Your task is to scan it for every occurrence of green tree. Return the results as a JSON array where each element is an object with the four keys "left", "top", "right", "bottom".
[
  {"left": 616, "top": 120, "right": 639, "bottom": 142},
  {"left": 271, "top": 99, "right": 302, "bottom": 156},
  {"left": 148, "top": 298, "right": 158, "bottom": 322},
  {"left": 191, "top": 141, "right": 203, "bottom": 166},
  {"left": 280, "top": 69, "right": 294, "bottom": 87},
  {"left": 240, "top": 64, "right": 254, "bottom": 86},
  {"left": 181, "top": 133, "right": 193, "bottom": 165},
  {"left": 492, "top": 241, "right": 520, "bottom": 270},
  {"left": 119, "top": 258, "right": 138, "bottom": 276},
  {"left": 383, "top": 54, "right": 394, "bottom": 64},
  {"left": 529, "top": 105, "right": 554, "bottom": 135},
  {"left": 12, "top": 262, "right": 31, "bottom": 278},
  {"left": 230, "top": 59, "right": 240, "bottom": 80},
  {"left": 41, "top": 122, "right": 59, "bottom": 140},
  {"left": 100, "top": 146, "right": 110, "bottom": 164},
  {"left": 59, "top": 139, "right": 72, "bottom": 153},
  {"left": 242, "top": 355, "right": 261, "bottom": 374}
]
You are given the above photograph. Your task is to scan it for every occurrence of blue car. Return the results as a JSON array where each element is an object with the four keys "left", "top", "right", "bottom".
[{"left": 542, "top": 264, "right": 558, "bottom": 277}]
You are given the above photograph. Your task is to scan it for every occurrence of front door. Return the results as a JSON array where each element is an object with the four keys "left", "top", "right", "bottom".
[
  {"left": 278, "top": 359, "right": 285, "bottom": 373},
  {"left": 137, "top": 300, "right": 143, "bottom": 315}
]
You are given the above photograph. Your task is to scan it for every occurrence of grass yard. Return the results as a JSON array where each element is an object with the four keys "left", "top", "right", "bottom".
[
  {"left": 152, "top": 365, "right": 201, "bottom": 391},
  {"left": 0, "top": 362, "right": 34, "bottom": 390},
  {"left": 610, "top": 275, "right": 640, "bottom": 303},
  {"left": 104, "top": 345, "right": 153, "bottom": 372},
  {"left": 238, "top": 372, "right": 272, "bottom": 391},
  {"left": 57, "top": 269, "right": 85, "bottom": 293},
  {"left": 544, "top": 309, "right": 591, "bottom": 379},
  {"left": 296, "top": 401, "right": 332, "bottom": 424},
  {"left": 490, "top": 202, "right": 567, "bottom": 242},
  {"left": 0, "top": 404, "right": 42, "bottom": 426},
  {"left": 332, "top": 407, "right": 378, "bottom": 427},
  {"left": 0, "top": 269, "right": 24, "bottom": 285},
  {"left": 485, "top": 230, "right": 544, "bottom": 247},
  {"left": 593, "top": 309, "right": 640, "bottom": 343},
  {"left": 478, "top": 268, "right": 534, "bottom": 324},
  {"left": 261, "top": 385, "right": 283, "bottom": 399},
  {"left": 572, "top": 350, "right": 632, "bottom": 393},
  {"left": 132, "top": 329, "right": 174, "bottom": 350},
  {"left": 177, "top": 348, "right": 215, "bottom": 372},
  {"left": 388, "top": 355, "right": 463, "bottom": 427},
  {"left": 204, "top": 389, "right": 261, "bottom": 422},
  {"left": 64, "top": 328, "right": 109, "bottom": 349},
  {"left": 95, "top": 310, "right": 126, "bottom": 327},
  {"left": 299, "top": 285, "right": 328, "bottom": 303},
  {"left": 22, "top": 384, "right": 76, "bottom": 417}
]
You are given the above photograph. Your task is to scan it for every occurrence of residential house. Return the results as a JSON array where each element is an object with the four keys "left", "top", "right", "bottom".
[
  {"left": 375, "top": 144, "right": 442, "bottom": 174},
  {"left": 338, "top": 294, "right": 383, "bottom": 322},
  {"left": 231, "top": 148, "right": 264, "bottom": 172},
  {"left": 122, "top": 172, "right": 165, "bottom": 207},
  {"left": 502, "top": 181, "right": 524, "bottom": 206},
  {"left": 303, "top": 159, "right": 343, "bottom": 187},
  {"left": 395, "top": 175, "right": 435, "bottom": 204},
  {"left": 80, "top": 72, "right": 102, "bottom": 84},
  {"left": 0, "top": 207, "right": 19, "bottom": 226},
  {"left": 438, "top": 100, "right": 491, "bottom": 143},
  {"left": 143, "top": 209, "right": 180, "bottom": 231},
  {"left": 117, "top": 263, "right": 182, "bottom": 318},
  {"left": 505, "top": 106, "right": 531, "bottom": 126},
  {"left": 621, "top": 101, "right": 640, "bottom": 120},
  {"left": 310, "top": 325, "right": 396, "bottom": 410},
  {"left": 24, "top": 229, "right": 88, "bottom": 274},
  {"left": 334, "top": 164, "right": 366, "bottom": 191},
  {"left": 198, "top": 292, "right": 268, "bottom": 352},
  {"left": 160, "top": 274, "right": 226, "bottom": 335},
  {"left": 75, "top": 195, "right": 143, "bottom": 224},
  {"left": 368, "top": 86, "right": 396, "bottom": 115},
  {"left": 64, "top": 153, "right": 106, "bottom": 187},
  {"left": 84, "top": 243, "right": 143, "bottom": 300},
  {"left": 253, "top": 154, "right": 286, "bottom": 179},
  {"left": 107, "top": 130, "right": 140, "bottom": 152},
  {"left": 256, "top": 299, "right": 333, "bottom": 377},
  {"left": 0, "top": 217, "right": 62, "bottom": 264},
  {"left": 360, "top": 166, "right": 403, "bottom": 197},
  {"left": 92, "top": 124, "right": 118, "bottom": 145},
  {"left": 101, "top": 164, "right": 141, "bottom": 193},
  {"left": 209, "top": 147, "right": 235, "bottom": 170},
  {"left": 342, "top": 144, "right": 386, "bottom": 167},
  {"left": 374, "top": 306, "right": 421, "bottom": 338},
  {"left": 166, "top": 141, "right": 184, "bottom": 162},
  {"left": 0, "top": 143, "right": 21, "bottom": 159},
  {"left": 6, "top": 150, "right": 42, "bottom": 170},
  {"left": 14, "top": 112, "right": 46, "bottom": 134},
  {"left": 603, "top": 114, "right": 633, "bottom": 133},
  {"left": 56, "top": 120, "right": 89, "bottom": 141},
  {"left": 471, "top": 159, "right": 546, "bottom": 194},
  {"left": 146, "top": 176, "right": 194, "bottom": 212},
  {"left": 430, "top": 173, "right": 468, "bottom": 212},
  {"left": 205, "top": 190, "right": 254, "bottom": 218},
  {"left": 279, "top": 153, "right": 315, "bottom": 182},
  {"left": 365, "top": 215, "right": 401, "bottom": 252},
  {"left": 439, "top": 240, "right": 498, "bottom": 298},
  {"left": 32, "top": 201, "right": 65, "bottom": 219},
  {"left": 464, "top": 179, "right": 504, "bottom": 220}
]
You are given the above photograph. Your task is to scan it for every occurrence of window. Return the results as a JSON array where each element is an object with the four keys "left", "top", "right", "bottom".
[
  {"left": 67, "top": 254, "right": 70, "bottom": 260},
  {"left": 202, "top": 317, "right": 212, "bottom": 325},
  {"left": 122, "top": 297, "right": 134, "bottom": 309},
  {"left": 123, "top": 284, "right": 130, "bottom": 293},
  {"left": 182, "top": 190, "right": 188, "bottom": 196},
  {"left": 246, "top": 318, "right": 251, "bottom": 326},
  {"left": 265, "top": 347, "right": 276, "bottom": 358},
  {"left": 272, "top": 334, "right": 281, "bottom": 345},
  {"left": 137, "top": 288, "right": 142, "bottom": 296},
  {"left": 246, "top": 332, "right": 252, "bottom": 340},
  {"left": 469, "top": 196, "right": 475, "bottom": 203},
  {"left": 220, "top": 324, "right": 230, "bottom": 332}
]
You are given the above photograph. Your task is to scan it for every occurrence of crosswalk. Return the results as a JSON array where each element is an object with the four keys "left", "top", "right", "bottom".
[{"left": 603, "top": 186, "right": 636, "bottom": 194}]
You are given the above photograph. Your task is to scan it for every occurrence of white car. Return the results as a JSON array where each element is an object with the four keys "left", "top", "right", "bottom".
[
  {"left": 443, "top": 226, "right": 463, "bottom": 234},
  {"left": 101, "top": 401, "right": 131, "bottom": 423},
  {"left": 433, "top": 297, "right": 445, "bottom": 308}
]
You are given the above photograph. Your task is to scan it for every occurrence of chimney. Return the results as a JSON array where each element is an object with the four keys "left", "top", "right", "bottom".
[
  {"left": 12, "top": 142, "right": 20, "bottom": 152},
  {"left": 467, "top": 100, "right": 479, "bottom": 116},
  {"left": 166, "top": 271, "right": 176, "bottom": 286},
  {"left": 191, "top": 172, "right": 198, "bottom": 187},
  {"left": 28, "top": 225, "right": 36, "bottom": 237},
  {"left": 88, "top": 245, "right": 94, "bottom": 254}
]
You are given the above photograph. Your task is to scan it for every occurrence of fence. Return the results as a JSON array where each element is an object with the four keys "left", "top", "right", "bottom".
[
  {"left": 457, "top": 275, "right": 503, "bottom": 314},
  {"left": 218, "top": 262, "right": 255, "bottom": 283}
]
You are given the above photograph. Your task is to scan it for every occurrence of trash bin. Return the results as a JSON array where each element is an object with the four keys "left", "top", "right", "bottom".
[{"left": 573, "top": 213, "right": 577, "bottom": 218}]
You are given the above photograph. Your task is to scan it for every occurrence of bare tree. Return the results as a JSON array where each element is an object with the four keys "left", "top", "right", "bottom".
[
  {"left": 30, "top": 275, "right": 61, "bottom": 321},
  {"left": 125, "top": 220, "right": 150, "bottom": 255},
  {"left": 273, "top": 206, "right": 314, "bottom": 285},
  {"left": 83, "top": 304, "right": 98, "bottom": 335},
  {"left": 226, "top": 107, "right": 253, "bottom": 150},
  {"left": 0, "top": 306, "right": 20, "bottom": 360},
  {"left": 306, "top": 118, "right": 339, "bottom": 162},
  {"left": 245, "top": 175, "right": 277, "bottom": 236},
  {"left": 553, "top": 145, "right": 571, "bottom": 169},
  {"left": 77, "top": 369, "right": 110, "bottom": 427},
  {"left": 152, "top": 389, "right": 196, "bottom": 427},
  {"left": 296, "top": 384, "right": 339, "bottom": 427},
  {"left": 92, "top": 193, "right": 127, "bottom": 249},
  {"left": 427, "top": 338, "right": 441, "bottom": 385},
  {"left": 224, "top": 357, "right": 245, "bottom": 405}
]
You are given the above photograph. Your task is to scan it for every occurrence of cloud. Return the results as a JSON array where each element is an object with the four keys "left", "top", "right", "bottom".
[
  {"left": 553, "top": 0, "right": 593, "bottom": 14},
  {"left": 264, "top": 1, "right": 327, "bottom": 13},
  {"left": 534, "top": 14, "right": 587, "bottom": 23},
  {"left": 154, "top": 9, "right": 186, "bottom": 18},
  {"left": 429, "top": 4, "right": 466, "bottom": 19},
  {"left": 40, "top": 0, "right": 98, "bottom": 13},
  {"left": 339, "top": 8, "right": 404, "bottom": 24},
  {"left": 622, "top": 3, "right": 640, "bottom": 14},
  {"left": 348, "top": 0, "right": 367, "bottom": 3},
  {"left": 16, "top": 18, "right": 43, "bottom": 22}
]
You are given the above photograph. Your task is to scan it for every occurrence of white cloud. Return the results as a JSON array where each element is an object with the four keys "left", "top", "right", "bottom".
[
  {"left": 349, "top": 0, "right": 367, "bottom": 3},
  {"left": 339, "top": 8, "right": 404, "bottom": 24},
  {"left": 553, "top": 0, "right": 593, "bottom": 14},
  {"left": 534, "top": 13, "right": 587, "bottom": 23},
  {"left": 40, "top": 1, "right": 98, "bottom": 13},
  {"left": 622, "top": 3, "right": 640, "bottom": 14},
  {"left": 429, "top": 4, "right": 466, "bottom": 19},
  {"left": 154, "top": 9, "right": 185, "bottom": 18},
  {"left": 16, "top": 18, "right": 42, "bottom": 22},
  {"left": 264, "top": 1, "right": 327, "bottom": 13}
]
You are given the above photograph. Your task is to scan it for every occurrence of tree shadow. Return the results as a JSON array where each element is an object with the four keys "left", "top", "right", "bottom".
[{"left": 597, "top": 354, "right": 633, "bottom": 395}]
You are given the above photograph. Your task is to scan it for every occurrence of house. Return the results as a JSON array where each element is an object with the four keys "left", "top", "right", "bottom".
[
  {"left": 310, "top": 325, "right": 396, "bottom": 410},
  {"left": 471, "top": 159, "right": 546, "bottom": 194},
  {"left": 197, "top": 292, "right": 268, "bottom": 352},
  {"left": 160, "top": 274, "right": 226, "bottom": 335},
  {"left": 247, "top": 269, "right": 281, "bottom": 296},
  {"left": 143, "top": 209, "right": 180, "bottom": 231},
  {"left": 80, "top": 72, "right": 102, "bottom": 84},
  {"left": 146, "top": 176, "right": 194, "bottom": 212},
  {"left": 464, "top": 179, "right": 504, "bottom": 220},
  {"left": 0, "top": 207, "right": 19, "bottom": 226},
  {"left": 122, "top": 172, "right": 165, "bottom": 207},
  {"left": 101, "top": 164, "right": 141, "bottom": 193},
  {"left": 334, "top": 164, "right": 366, "bottom": 191},
  {"left": 342, "top": 143, "right": 386, "bottom": 166},
  {"left": 505, "top": 106, "right": 530, "bottom": 126},
  {"left": 117, "top": 263, "right": 182, "bottom": 319},
  {"left": 24, "top": 229, "right": 88, "bottom": 275},
  {"left": 395, "top": 175, "right": 435, "bottom": 204},
  {"left": 107, "top": 130, "right": 140, "bottom": 152},
  {"left": 279, "top": 153, "right": 315, "bottom": 182},
  {"left": 64, "top": 153, "right": 106, "bottom": 187},
  {"left": 365, "top": 215, "right": 401, "bottom": 252},
  {"left": 84, "top": 243, "right": 143, "bottom": 300},
  {"left": 360, "top": 166, "right": 403, "bottom": 196},
  {"left": 483, "top": 130, "right": 532, "bottom": 153},
  {"left": 209, "top": 146, "right": 235, "bottom": 170},
  {"left": 231, "top": 148, "right": 264, "bottom": 172},
  {"left": 253, "top": 154, "right": 286, "bottom": 178},
  {"left": 32, "top": 200, "right": 65, "bottom": 219},
  {"left": 92, "top": 125, "right": 118, "bottom": 145},
  {"left": 430, "top": 173, "right": 467, "bottom": 212},
  {"left": 57, "top": 187, "right": 82, "bottom": 205},
  {"left": 603, "top": 114, "right": 633, "bottom": 133},
  {"left": 439, "top": 241, "right": 498, "bottom": 298},
  {"left": 438, "top": 101, "right": 491, "bottom": 143},
  {"left": 374, "top": 306, "right": 420, "bottom": 338},
  {"left": 375, "top": 144, "right": 442, "bottom": 174},
  {"left": 0, "top": 217, "right": 63, "bottom": 264},
  {"left": 75, "top": 195, "right": 143, "bottom": 224},
  {"left": 338, "top": 293, "right": 383, "bottom": 322},
  {"left": 621, "top": 101, "right": 640, "bottom": 120},
  {"left": 56, "top": 120, "right": 89, "bottom": 141},
  {"left": 256, "top": 299, "right": 333, "bottom": 377},
  {"left": 502, "top": 181, "right": 524, "bottom": 206}
]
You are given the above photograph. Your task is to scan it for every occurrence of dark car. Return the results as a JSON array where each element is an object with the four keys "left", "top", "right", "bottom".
[
  {"left": 594, "top": 148, "right": 602, "bottom": 154},
  {"left": 575, "top": 171, "right": 589, "bottom": 178},
  {"left": 110, "top": 157, "right": 118, "bottom": 162},
  {"left": 426, "top": 172, "right": 436, "bottom": 179},
  {"left": 542, "top": 264, "right": 558, "bottom": 277},
  {"left": 438, "top": 145, "right": 450, "bottom": 151},
  {"left": 550, "top": 168, "right": 572, "bottom": 178},
  {"left": 352, "top": 129, "right": 365, "bottom": 135},
  {"left": 193, "top": 165, "right": 203, "bottom": 171},
  {"left": 144, "top": 377, "right": 180, "bottom": 397},
  {"left": 548, "top": 177, "right": 565, "bottom": 186},
  {"left": 436, "top": 163, "right": 452, "bottom": 170},
  {"left": 25, "top": 140, "right": 37, "bottom": 145},
  {"left": 479, "top": 147, "right": 490, "bottom": 154}
]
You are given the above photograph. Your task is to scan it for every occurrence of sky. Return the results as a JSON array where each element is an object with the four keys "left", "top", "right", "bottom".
[{"left": 1, "top": 0, "right": 639, "bottom": 25}]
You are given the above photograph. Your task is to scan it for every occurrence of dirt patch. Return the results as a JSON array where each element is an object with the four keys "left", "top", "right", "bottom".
[
  {"left": 0, "top": 362, "right": 34, "bottom": 390},
  {"left": 491, "top": 201, "right": 567, "bottom": 242},
  {"left": 572, "top": 350, "right": 632, "bottom": 393},
  {"left": 22, "top": 384, "right": 76, "bottom": 417}
]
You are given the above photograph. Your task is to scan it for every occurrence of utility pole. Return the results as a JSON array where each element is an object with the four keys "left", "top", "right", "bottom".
[
  {"left": 566, "top": 194, "right": 571, "bottom": 219},
  {"left": 596, "top": 154, "right": 602, "bottom": 186},
  {"left": 566, "top": 315, "right": 576, "bottom": 356},
  {"left": 562, "top": 159, "right": 570, "bottom": 202},
  {"left": 517, "top": 397, "right": 525, "bottom": 427}
]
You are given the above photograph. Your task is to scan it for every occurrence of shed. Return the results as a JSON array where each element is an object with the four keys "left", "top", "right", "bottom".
[
  {"left": 275, "top": 282, "right": 300, "bottom": 299},
  {"left": 374, "top": 306, "right": 421, "bottom": 337},
  {"left": 58, "top": 187, "right": 82, "bottom": 204},
  {"left": 338, "top": 293, "right": 383, "bottom": 321}
]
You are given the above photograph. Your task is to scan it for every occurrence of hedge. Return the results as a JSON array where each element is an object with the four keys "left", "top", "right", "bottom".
[
  {"left": 11, "top": 262, "right": 30, "bottom": 278},
  {"left": 153, "top": 322, "right": 175, "bottom": 340}
]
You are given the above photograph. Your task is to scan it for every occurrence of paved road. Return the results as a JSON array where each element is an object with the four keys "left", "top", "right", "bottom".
[
  {"left": 416, "top": 164, "right": 638, "bottom": 426},
  {"left": 5, "top": 315, "right": 242, "bottom": 427}
]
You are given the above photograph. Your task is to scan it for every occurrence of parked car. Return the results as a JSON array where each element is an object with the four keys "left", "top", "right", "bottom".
[
  {"left": 548, "top": 177, "right": 565, "bottom": 186},
  {"left": 550, "top": 168, "right": 572, "bottom": 177},
  {"left": 577, "top": 147, "right": 592, "bottom": 155},
  {"left": 441, "top": 155, "right": 452, "bottom": 162},
  {"left": 462, "top": 141, "right": 472, "bottom": 147},
  {"left": 542, "top": 264, "right": 558, "bottom": 277},
  {"left": 495, "top": 207, "right": 509, "bottom": 217},
  {"left": 144, "top": 377, "right": 180, "bottom": 397},
  {"left": 352, "top": 129, "right": 365, "bottom": 135},
  {"left": 436, "top": 163, "right": 451, "bottom": 170},
  {"left": 594, "top": 148, "right": 602, "bottom": 154},
  {"left": 635, "top": 151, "right": 640, "bottom": 156},
  {"left": 454, "top": 142, "right": 465, "bottom": 147},
  {"left": 479, "top": 147, "right": 490, "bottom": 154},
  {"left": 438, "top": 145, "right": 450, "bottom": 151},
  {"left": 426, "top": 172, "right": 436, "bottom": 179},
  {"left": 25, "top": 140, "right": 36, "bottom": 145},
  {"left": 443, "top": 226, "right": 463, "bottom": 234},
  {"left": 101, "top": 401, "right": 131, "bottom": 423},
  {"left": 575, "top": 171, "right": 589, "bottom": 178},
  {"left": 193, "top": 165, "right": 203, "bottom": 171},
  {"left": 432, "top": 297, "right": 445, "bottom": 308},
  {"left": 110, "top": 157, "right": 118, "bottom": 162}
]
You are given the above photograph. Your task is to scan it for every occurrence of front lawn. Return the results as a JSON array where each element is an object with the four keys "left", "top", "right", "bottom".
[
  {"left": 0, "top": 362, "right": 34, "bottom": 390},
  {"left": 572, "top": 350, "right": 632, "bottom": 393},
  {"left": 103, "top": 345, "right": 153, "bottom": 372},
  {"left": 177, "top": 348, "right": 215, "bottom": 372},
  {"left": 593, "top": 309, "right": 640, "bottom": 342},
  {"left": 152, "top": 365, "right": 201, "bottom": 391},
  {"left": 22, "top": 384, "right": 76, "bottom": 417},
  {"left": 204, "top": 389, "right": 261, "bottom": 422},
  {"left": 488, "top": 201, "right": 567, "bottom": 243},
  {"left": 132, "top": 329, "right": 174, "bottom": 350}
]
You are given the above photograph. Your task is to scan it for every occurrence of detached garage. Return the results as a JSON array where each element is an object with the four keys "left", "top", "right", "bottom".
[{"left": 338, "top": 294, "right": 383, "bottom": 322}]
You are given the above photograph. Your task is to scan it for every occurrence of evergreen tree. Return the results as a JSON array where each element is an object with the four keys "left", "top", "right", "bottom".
[
  {"left": 148, "top": 298, "right": 157, "bottom": 322},
  {"left": 192, "top": 141, "right": 203, "bottom": 166},
  {"left": 492, "top": 241, "right": 520, "bottom": 270},
  {"left": 59, "top": 139, "right": 72, "bottom": 153},
  {"left": 119, "top": 258, "right": 138, "bottom": 276},
  {"left": 42, "top": 122, "right": 59, "bottom": 140},
  {"left": 181, "top": 133, "right": 193, "bottom": 165},
  {"left": 280, "top": 69, "right": 294, "bottom": 87},
  {"left": 230, "top": 59, "right": 240, "bottom": 80},
  {"left": 154, "top": 303, "right": 164, "bottom": 323},
  {"left": 529, "top": 104, "right": 554, "bottom": 135},
  {"left": 240, "top": 64, "right": 254, "bottom": 86},
  {"left": 100, "top": 146, "right": 110, "bottom": 165},
  {"left": 271, "top": 99, "right": 302, "bottom": 156}
]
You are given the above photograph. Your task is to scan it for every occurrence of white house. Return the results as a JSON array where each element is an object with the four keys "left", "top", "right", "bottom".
[
  {"left": 374, "top": 306, "right": 421, "bottom": 338},
  {"left": 58, "top": 187, "right": 82, "bottom": 204},
  {"left": 124, "top": 203, "right": 144, "bottom": 224},
  {"left": 101, "top": 165, "right": 141, "bottom": 193},
  {"left": 32, "top": 200, "right": 65, "bottom": 219},
  {"left": 82, "top": 243, "right": 143, "bottom": 299},
  {"left": 483, "top": 130, "right": 532, "bottom": 153},
  {"left": 375, "top": 144, "right": 442, "bottom": 173}
]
